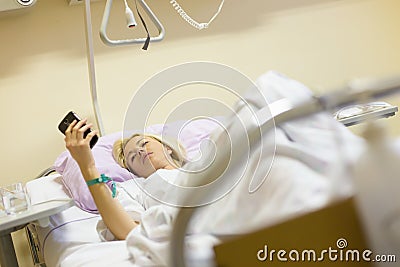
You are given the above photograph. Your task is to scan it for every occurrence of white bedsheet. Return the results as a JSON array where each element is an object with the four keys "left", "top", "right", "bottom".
[
  {"left": 27, "top": 174, "right": 217, "bottom": 267},
  {"left": 26, "top": 175, "right": 134, "bottom": 267}
]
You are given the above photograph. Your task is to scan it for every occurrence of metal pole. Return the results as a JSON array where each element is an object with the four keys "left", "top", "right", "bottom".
[{"left": 83, "top": 0, "right": 105, "bottom": 136}]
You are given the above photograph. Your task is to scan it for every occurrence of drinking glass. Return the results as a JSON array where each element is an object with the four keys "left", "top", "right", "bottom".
[{"left": 0, "top": 182, "right": 30, "bottom": 215}]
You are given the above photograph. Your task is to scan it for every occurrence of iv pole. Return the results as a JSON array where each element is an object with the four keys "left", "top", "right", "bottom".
[
  {"left": 83, "top": 0, "right": 165, "bottom": 135},
  {"left": 83, "top": 0, "right": 105, "bottom": 136}
]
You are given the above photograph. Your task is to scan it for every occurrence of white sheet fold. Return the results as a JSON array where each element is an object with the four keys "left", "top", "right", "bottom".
[{"left": 26, "top": 173, "right": 71, "bottom": 205}]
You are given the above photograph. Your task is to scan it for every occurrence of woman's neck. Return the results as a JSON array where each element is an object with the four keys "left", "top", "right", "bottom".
[{"left": 164, "top": 165, "right": 176, "bottom": 170}]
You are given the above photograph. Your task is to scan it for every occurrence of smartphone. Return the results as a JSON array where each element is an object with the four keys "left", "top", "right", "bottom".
[{"left": 58, "top": 111, "right": 98, "bottom": 149}]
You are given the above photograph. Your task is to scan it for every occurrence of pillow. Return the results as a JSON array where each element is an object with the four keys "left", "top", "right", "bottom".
[{"left": 54, "top": 119, "right": 220, "bottom": 213}]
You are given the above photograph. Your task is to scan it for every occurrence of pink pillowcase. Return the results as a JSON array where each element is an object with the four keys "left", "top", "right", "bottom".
[{"left": 54, "top": 119, "right": 220, "bottom": 213}]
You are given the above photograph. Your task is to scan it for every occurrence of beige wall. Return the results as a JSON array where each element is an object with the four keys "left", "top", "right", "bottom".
[{"left": 1, "top": 0, "right": 400, "bottom": 266}]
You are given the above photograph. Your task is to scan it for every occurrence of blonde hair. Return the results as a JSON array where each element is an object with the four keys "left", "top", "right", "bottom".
[{"left": 112, "top": 133, "right": 186, "bottom": 172}]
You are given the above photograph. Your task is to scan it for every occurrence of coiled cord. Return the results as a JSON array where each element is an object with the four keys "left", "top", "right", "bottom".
[{"left": 169, "top": 0, "right": 225, "bottom": 30}]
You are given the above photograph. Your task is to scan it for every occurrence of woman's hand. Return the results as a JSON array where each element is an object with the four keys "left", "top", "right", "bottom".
[{"left": 64, "top": 119, "right": 98, "bottom": 172}]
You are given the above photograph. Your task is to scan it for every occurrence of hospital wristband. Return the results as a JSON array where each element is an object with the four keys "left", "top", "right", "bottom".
[{"left": 86, "top": 174, "right": 116, "bottom": 198}]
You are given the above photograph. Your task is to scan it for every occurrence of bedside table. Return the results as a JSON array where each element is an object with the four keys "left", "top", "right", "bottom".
[{"left": 0, "top": 199, "right": 74, "bottom": 267}]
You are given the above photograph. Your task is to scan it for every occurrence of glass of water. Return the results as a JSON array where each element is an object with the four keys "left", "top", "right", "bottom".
[
  {"left": 0, "top": 197, "right": 5, "bottom": 218},
  {"left": 0, "top": 182, "right": 30, "bottom": 215}
]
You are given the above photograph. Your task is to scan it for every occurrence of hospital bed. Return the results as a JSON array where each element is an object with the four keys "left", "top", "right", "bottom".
[
  {"left": 25, "top": 116, "right": 222, "bottom": 267},
  {"left": 23, "top": 71, "right": 399, "bottom": 267}
]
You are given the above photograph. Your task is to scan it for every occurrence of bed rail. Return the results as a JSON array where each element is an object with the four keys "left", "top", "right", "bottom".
[
  {"left": 25, "top": 167, "right": 59, "bottom": 267},
  {"left": 170, "top": 75, "right": 400, "bottom": 267},
  {"left": 35, "top": 167, "right": 56, "bottom": 178}
]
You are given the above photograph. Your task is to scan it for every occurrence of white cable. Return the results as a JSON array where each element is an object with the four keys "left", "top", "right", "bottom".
[
  {"left": 169, "top": 0, "right": 225, "bottom": 30},
  {"left": 124, "top": 0, "right": 137, "bottom": 28}
]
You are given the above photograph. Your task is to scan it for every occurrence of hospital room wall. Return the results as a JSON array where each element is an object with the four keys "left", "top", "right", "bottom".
[{"left": 0, "top": 0, "right": 400, "bottom": 266}]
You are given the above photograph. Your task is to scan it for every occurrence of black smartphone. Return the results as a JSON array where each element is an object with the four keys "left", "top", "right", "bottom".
[{"left": 58, "top": 111, "right": 98, "bottom": 149}]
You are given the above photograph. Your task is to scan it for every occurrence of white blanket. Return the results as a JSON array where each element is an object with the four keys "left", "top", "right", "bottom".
[{"left": 96, "top": 170, "right": 219, "bottom": 266}]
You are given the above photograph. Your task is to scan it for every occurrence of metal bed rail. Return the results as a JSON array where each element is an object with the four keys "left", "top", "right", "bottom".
[
  {"left": 24, "top": 168, "right": 58, "bottom": 267},
  {"left": 170, "top": 75, "right": 400, "bottom": 267}
]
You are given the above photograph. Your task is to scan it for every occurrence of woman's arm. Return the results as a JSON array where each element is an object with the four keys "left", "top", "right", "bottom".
[{"left": 65, "top": 119, "right": 138, "bottom": 240}]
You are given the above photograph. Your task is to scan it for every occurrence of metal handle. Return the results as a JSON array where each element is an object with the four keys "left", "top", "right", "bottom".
[{"left": 100, "top": 0, "right": 165, "bottom": 47}]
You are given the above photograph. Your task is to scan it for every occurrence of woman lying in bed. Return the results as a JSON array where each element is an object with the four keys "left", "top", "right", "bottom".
[
  {"left": 64, "top": 119, "right": 184, "bottom": 240},
  {"left": 61, "top": 70, "right": 367, "bottom": 266}
]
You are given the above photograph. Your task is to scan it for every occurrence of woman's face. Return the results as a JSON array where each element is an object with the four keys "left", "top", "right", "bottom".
[{"left": 124, "top": 135, "right": 174, "bottom": 178}]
